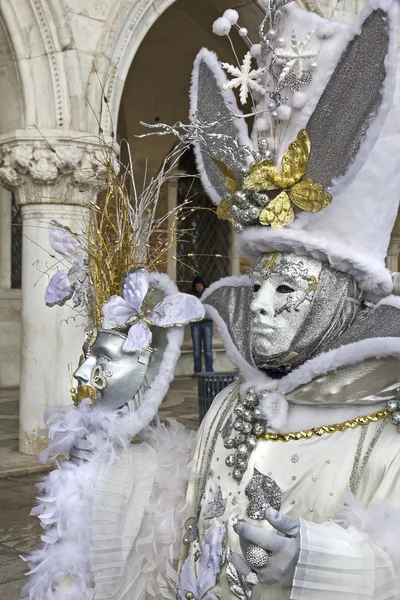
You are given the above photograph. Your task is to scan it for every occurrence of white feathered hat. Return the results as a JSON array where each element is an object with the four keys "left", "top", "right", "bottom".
[{"left": 189, "top": 0, "right": 400, "bottom": 295}]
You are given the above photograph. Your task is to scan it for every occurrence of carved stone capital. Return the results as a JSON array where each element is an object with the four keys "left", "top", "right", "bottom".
[{"left": 0, "top": 131, "right": 118, "bottom": 205}]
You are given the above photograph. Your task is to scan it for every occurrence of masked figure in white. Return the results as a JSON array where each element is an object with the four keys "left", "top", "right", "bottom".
[{"left": 25, "top": 1, "right": 400, "bottom": 599}]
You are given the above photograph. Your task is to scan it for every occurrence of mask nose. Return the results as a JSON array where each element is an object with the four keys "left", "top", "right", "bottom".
[
  {"left": 250, "top": 282, "right": 274, "bottom": 317},
  {"left": 73, "top": 358, "right": 93, "bottom": 385}
]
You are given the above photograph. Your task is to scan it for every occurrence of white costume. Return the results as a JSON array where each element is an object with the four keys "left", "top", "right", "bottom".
[{"left": 25, "top": 1, "right": 400, "bottom": 599}]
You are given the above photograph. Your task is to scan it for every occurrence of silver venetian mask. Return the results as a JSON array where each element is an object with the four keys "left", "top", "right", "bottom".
[
  {"left": 72, "top": 329, "right": 153, "bottom": 411},
  {"left": 250, "top": 253, "right": 322, "bottom": 369},
  {"left": 250, "top": 252, "right": 362, "bottom": 371}
]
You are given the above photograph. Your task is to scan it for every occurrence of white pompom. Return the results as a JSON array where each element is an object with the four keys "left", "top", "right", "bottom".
[
  {"left": 276, "top": 104, "right": 291, "bottom": 121},
  {"left": 250, "top": 44, "right": 261, "bottom": 58},
  {"left": 316, "top": 21, "right": 337, "bottom": 39},
  {"left": 212, "top": 16, "right": 231, "bottom": 36},
  {"left": 292, "top": 91, "right": 308, "bottom": 110},
  {"left": 255, "top": 118, "right": 269, "bottom": 132},
  {"left": 223, "top": 9, "right": 239, "bottom": 25},
  {"left": 239, "top": 27, "right": 248, "bottom": 37}
]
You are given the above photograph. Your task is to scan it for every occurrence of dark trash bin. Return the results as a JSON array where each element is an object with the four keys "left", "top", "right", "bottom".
[{"left": 196, "top": 371, "right": 237, "bottom": 423}]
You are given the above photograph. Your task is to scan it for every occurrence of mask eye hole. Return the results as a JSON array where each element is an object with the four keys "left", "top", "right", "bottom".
[
  {"left": 277, "top": 284, "right": 294, "bottom": 294},
  {"left": 253, "top": 284, "right": 261, "bottom": 293}
]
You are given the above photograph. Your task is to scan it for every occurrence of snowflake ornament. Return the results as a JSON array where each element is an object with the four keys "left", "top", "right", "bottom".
[
  {"left": 275, "top": 30, "right": 317, "bottom": 84},
  {"left": 222, "top": 51, "right": 265, "bottom": 105}
]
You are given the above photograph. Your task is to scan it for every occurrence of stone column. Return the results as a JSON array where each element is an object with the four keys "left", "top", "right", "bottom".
[
  {"left": 387, "top": 234, "right": 400, "bottom": 273},
  {"left": 0, "top": 134, "right": 107, "bottom": 454}
]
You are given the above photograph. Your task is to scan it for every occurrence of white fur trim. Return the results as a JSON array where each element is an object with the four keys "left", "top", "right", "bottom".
[
  {"left": 189, "top": 48, "right": 253, "bottom": 206},
  {"left": 258, "top": 390, "right": 289, "bottom": 430},
  {"left": 201, "top": 274, "right": 252, "bottom": 302},
  {"left": 236, "top": 226, "right": 394, "bottom": 294}
]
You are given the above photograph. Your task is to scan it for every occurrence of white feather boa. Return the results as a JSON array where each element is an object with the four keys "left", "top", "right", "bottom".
[
  {"left": 22, "top": 400, "right": 196, "bottom": 600},
  {"left": 336, "top": 487, "right": 400, "bottom": 567}
]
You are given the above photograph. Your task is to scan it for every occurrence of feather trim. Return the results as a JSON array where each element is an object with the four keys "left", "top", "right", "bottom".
[{"left": 336, "top": 487, "right": 400, "bottom": 566}]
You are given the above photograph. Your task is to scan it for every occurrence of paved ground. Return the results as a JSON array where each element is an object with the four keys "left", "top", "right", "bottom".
[{"left": 0, "top": 377, "right": 199, "bottom": 600}]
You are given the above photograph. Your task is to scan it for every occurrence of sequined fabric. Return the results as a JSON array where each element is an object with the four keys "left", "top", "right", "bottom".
[
  {"left": 306, "top": 10, "right": 389, "bottom": 189},
  {"left": 195, "top": 61, "right": 250, "bottom": 198}
]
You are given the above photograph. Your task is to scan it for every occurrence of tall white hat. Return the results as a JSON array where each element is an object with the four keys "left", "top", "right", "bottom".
[{"left": 189, "top": 0, "right": 400, "bottom": 295}]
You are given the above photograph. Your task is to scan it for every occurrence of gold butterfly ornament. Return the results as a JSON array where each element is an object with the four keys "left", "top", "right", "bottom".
[{"left": 215, "top": 130, "right": 332, "bottom": 229}]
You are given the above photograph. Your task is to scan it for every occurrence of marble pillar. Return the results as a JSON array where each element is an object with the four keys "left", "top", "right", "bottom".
[
  {"left": 19, "top": 203, "right": 88, "bottom": 454},
  {"left": 0, "top": 134, "right": 106, "bottom": 454}
]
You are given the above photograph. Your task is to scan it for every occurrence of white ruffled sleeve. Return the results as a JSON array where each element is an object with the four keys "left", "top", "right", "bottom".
[{"left": 291, "top": 518, "right": 400, "bottom": 599}]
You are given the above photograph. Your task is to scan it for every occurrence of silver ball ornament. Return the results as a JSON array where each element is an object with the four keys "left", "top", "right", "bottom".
[
  {"left": 246, "top": 435, "right": 257, "bottom": 450},
  {"left": 237, "top": 444, "right": 248, "bottom": 459},
  {"left": 392, "top": 412, "right": 400, "bottom": 425},
  {"left": 226, "top": 454, "right": 237, "bottom": 467},
  {"left": 233, "top": 468, "right": 244, "bottom": 482},
  {"left": 224, "top": 438, "right": 236, "bottom": 450},
  {"left": 235, "top": 433, "right": 246, "bottom": 444},
  {"left": 234, "top": 403, "right": 245, "bottom": 415},
  {"left": 253, "top": 421, "right": 265, "bottom": 436}
]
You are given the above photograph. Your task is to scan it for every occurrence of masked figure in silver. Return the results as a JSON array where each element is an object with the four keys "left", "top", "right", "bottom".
[{"left": 73, "top": 329, "right": 153, "bottom": 411}]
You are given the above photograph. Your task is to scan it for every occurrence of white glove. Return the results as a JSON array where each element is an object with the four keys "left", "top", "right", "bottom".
[{"left": 233, "top": 507, "right": 300, "bottom": 587}]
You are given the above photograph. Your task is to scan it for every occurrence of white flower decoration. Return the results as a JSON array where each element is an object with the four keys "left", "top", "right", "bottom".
[
  {"left": 45, "top": 221, "right": 88, "bottom": 308},
  {"left": 102, "top": 268, "right": 205, "bottom": 353},
  {"left": 222, "top": 51, "right": 265, "bottom": 105}
]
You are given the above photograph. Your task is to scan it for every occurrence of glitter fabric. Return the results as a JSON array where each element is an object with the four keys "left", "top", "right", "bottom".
[
  {"left": 306, "top": 10, "right": 389, "bottom": 189},
  {"left": 196, "top": 61, "right": 250, "bottom": 197},
  {"left": 245, "top": 468, "right": 282, "bottom": 519},
  {"left": 204, "top": 486, "right": 227, "bottom": 520},
  {"left": 323, "top": 304, "right": 400, "bottom": 352},
  {"left": 204, "top": 284, "right": 255, "bottom": 367},
  {"left": 291, "top": 263, "right": 362, "bottom": 359}
]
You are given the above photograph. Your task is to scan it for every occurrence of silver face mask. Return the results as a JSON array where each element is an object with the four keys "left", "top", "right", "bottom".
[
  {"left": 250, "top": 253, "right": 323, "bottom": 368},
  {"left": 250, "top": 252, "right": 363, "bottom": 371},
  {"left": 73, "top": 330, "right": 152, "bottom": 411}
]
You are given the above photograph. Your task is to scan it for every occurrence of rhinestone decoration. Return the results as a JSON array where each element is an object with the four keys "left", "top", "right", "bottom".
[
  {"left": 386, "top": 397, "right": 400, "bottom": 430},
  {"left": 245, "top": 468, "right": 282, "bottom": 519},
  {"left": 204, "top": 485, "right": 227, "bottom": 520},
  {"left": 246, "top": 544, "right": 271, "bottom": 568},
  {"left": 183, "top": 518, "right": 199, "bottom": 544},
  {"left": 223, "top": 388, "right": 267, "bottom": 482}
]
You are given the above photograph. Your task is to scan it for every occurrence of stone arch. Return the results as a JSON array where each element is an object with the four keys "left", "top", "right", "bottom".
[
  {"left": 0, "top": 0, "right": 83, "bottom": 132},
  {"left": 90, "top": 0, "right": 266, "bottom": 138},
  {"left": 88, "top": 0, "right": 180, "bottom": 138},
  {"left": 0, "top": 9, "right": 24, "bottom": 133}
]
